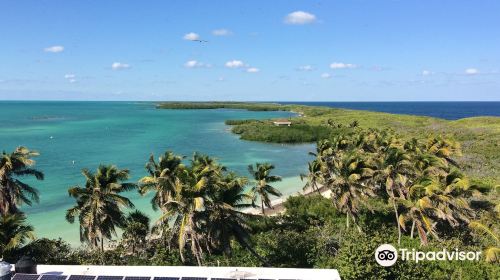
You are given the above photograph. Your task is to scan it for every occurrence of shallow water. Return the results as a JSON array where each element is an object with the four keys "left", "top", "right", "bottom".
[{"left": 0, "top": 102, "right": 314, "bottom": 244}]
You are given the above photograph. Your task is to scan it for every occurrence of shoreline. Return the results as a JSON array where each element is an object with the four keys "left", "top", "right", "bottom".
[{"left": 243, "top": 184, "right": 331, "bottom": 216}]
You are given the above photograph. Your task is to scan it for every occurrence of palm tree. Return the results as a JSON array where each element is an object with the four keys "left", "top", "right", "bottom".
[
  {"left": 248, "top": 163, "right": 282, "bottom": 215},
  {"left": 469, "top": 221, "right": 499, "bottom": 263},
  {"left": 139, "top": 151, "right": 185, "bottom": 211},
  {"left": 426, "top": 136, "right": 461, "bottom": 168},
  {"left": 301, "top": 160, "right": 323, "bottom": 194},
  {"left": 66, "top": 165, "right": 136, "bottom": 251},
  {"left": 147, "top": 153, "right": 216, "bottom": 265},
  {"left": 401, "top": 171, "right": 481, "bottom": 245},
  {"left": 324, "top": 152, "right": 376, "bottom": 232},
  {"left": 0, "top": 147, "right": 44, "bottom": 215},
  {"left": 377, "top": 146, "right": 415, "bottom": 245},
  {"left": 0, "top": 213, "right": 35, "bottom": 258},
  {"left": 412, "top": 150, "right": 449, "bottom": 178},
  {"left": 349, "top": 120, "right": 359, "bottom": 128},
  {"left": 155, "top": 154, "right": 269, "bottom": 266},
  {"left": 122, "top": 210, "right": 150, "bottom": 254},
  {"left": 414, "top": 171, "right": 477, "bottom": 226},
  {"left": 397, "top": 189, "right": 440, "bottom": 245},
  {"left": 204, "top": 172, "right": 269, "bottom": 265},
  {"left": 159, "top": 167, "right": 208, "bottom": 266}
]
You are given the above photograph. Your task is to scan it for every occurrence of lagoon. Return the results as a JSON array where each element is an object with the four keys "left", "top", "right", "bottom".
[{"left": 0, "top": 101, "right": 314, "bottom": 244}]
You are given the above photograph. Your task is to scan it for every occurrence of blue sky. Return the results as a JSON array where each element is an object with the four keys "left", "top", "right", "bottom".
[{"left": 0, "top": 0, "right": 499, "bottom": 101}]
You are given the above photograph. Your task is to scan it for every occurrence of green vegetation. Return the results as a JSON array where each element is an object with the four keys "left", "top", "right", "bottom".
[
  {"left": 0, "top": 146, "right": 44, "bottom": 215},
  {"left": 1, "top": 101, "right": 499, "bottom": 279},
  {"left": 224, "top": 119, "right": 259, "bottom": 125},
  {"left": 65, "top": 165, "right": 137, "bottom": 251},
  {"left": 248, "top": 163, "right": 283, "bottom": 215},
  {"left": 1, "top": 146, "right": 42, "bottom": 258},
  {"left": 232, "top": 122, "right": 335, "bottom": 143},
  {"left": 121, "top": 210, "right": 150, "bottom": 254},
  {"left": 0, "top": 213, "right": 35, "bottom": 258},
  {"left": 157, "top": 102, "right": 285, "bottom": 111},
  {"left": 159, "top": 102, "right": 500, "bottom": 185},
  {"left": 137, "top": 152, "right": 270, "bottom": 266}
]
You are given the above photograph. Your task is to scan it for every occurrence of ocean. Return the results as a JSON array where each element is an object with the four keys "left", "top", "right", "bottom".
[
  {"left": 278, "top": 101, "right": 500, "bottom": 120},
  {"left": 0, "top": 101, "right": 498, "bottom": 245}
]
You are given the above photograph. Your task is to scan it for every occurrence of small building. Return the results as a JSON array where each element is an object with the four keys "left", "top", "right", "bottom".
[{"left": 273, "top": 119, "right": 292, "bottom": 126}]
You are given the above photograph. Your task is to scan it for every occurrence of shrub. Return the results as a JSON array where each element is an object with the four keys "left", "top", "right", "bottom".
[{"left": 13, "top": 238, "right": 76, "bottom": 264}]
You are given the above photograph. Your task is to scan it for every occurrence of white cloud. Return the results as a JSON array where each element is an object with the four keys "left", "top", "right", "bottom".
[
  {"left": 330, "top": 62, "right": 357, "bottom": 69},
  {"left": 321, "top": 73, "right": 332, "bottom": 79},
  {"left": 184, "top": 60, "right": 211, "bottom": 68},
  {"left": 212, "top": 29, "right": 231, "bottom": 36},
  {"left": 225, "top": 60, "right": 245, "bottom": 68},
  {"left": 217, "top": 77, "right": 225, "bottom": 82},
  {"left": 111, "top": 62, "right": 130, "bottom": 70},
  {"left": 247, "top": 67, "right": 260, "bottom": 73},
  {"left": 297, "top": 65, "right": 314, "bottom": 71},
  {"left": 183, "top": 32, "right": 200, "bottom": 41},
  {"left": 64, "top": 73, "right": 77, "bottom": 83},
  {"left": 185, "top": 60, "right": 199, "bottom": 68},
  {"left": 44, "top": 45, "right": 64, "bottom": 53},
  {"left": 422, "top": 70, "right": 432, "bottom": 76},
  {"left": 465, "top": 68, "right": 479, "bottom": 75},
  {"left": 284, "top": 11, "right": 316, "bottom": 25}
]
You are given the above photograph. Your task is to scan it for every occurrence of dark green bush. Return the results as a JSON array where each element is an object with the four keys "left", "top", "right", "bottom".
[
  {"left": 10, "top": 238, "right": 76, "bottom": 264},
  {"left": 232, "top": 123, "right": 333, "bottom": 143}
]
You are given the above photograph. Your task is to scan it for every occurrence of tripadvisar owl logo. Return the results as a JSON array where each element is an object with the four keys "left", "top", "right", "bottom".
[{"left": 375, "top": 244, "right": 398, "bottom": 267}]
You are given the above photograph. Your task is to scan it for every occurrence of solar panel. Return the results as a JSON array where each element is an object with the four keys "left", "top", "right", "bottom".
[
  {"left": 39, "top": 275, "right": 68, "bottom": 280},
  {"left": 180, "top": 278, "right": 207, "bottom": 280},
  {"left": 210, "top": 278, "right": 237, "bottom": 280},
  {"left": 152, "top": 277, "right": 180, "bottom": 280},
  {"left": 67, "top": 275, "right": 97, "bottom": 280},
  {"left": 124, "top": 277, "right": 151, "bottom": 280},
  {"left": 96, "top": 276, "right": 124, "bottom": 280},
  {"left": 12, "top": 274, "right": 41, "bottom": 280}
]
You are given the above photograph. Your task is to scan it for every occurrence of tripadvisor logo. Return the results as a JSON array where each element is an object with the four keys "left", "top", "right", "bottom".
[
  {"left": 375, "top": 244, "right": 482, "bottom": 267},
  {"left": 375, "top": 244, "right": 398, "bottom": 267}
]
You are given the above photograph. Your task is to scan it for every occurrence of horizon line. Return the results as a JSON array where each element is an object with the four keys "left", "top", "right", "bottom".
[{"left": 1, "top": 100, "right": 500, "bottom": 103}]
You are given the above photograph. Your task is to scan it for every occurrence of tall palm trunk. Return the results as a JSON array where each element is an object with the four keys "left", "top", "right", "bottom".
[
  {"left": 346, "top": 213, "right": 350, "bottom": 229},
  {"left": 411, "top": 221, "right": 415, "bottom": 239},
  {"left": 261, "top": 199, "right": 265, "bottom": 216},
  {"left": 390, "top": 189, "right": 402, "bottom": 245},
  {"left": 101, "top": 237, "right": 104, "bottom": 252},
  {"left": 392, "top": 199, "right": 402, "bottom": 245},
  {"left": 192, "top": 238, "right": 203, "bottom": 266},
  {"left": 313, "top": 183, "right": 321, "bottom": 194}
]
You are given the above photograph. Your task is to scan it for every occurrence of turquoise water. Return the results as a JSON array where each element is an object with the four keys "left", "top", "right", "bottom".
[{"left": 0, "top": 102, "right": 314, "bottom": 244}]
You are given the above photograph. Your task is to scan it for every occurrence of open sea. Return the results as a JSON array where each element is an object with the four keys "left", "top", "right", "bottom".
[
  {"left": 278, "top": 101, "right": 500, "bottom": 120},
  {"left": 0, "top": 101, "right": 498, "bottom": 245}
]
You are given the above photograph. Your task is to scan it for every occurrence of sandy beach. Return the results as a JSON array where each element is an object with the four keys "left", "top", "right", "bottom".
[{"left": 243, "top": 184, "right": 331, "bottom": 216}]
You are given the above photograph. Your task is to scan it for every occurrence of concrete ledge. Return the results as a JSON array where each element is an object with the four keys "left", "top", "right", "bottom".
[{"left": 32, "top": 265, "right": 341, "bottom": 280}]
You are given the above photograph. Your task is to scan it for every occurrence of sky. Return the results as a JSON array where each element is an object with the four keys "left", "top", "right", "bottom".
[{"left": 0, "top": 0, "right": 499, "bottom": 101}]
